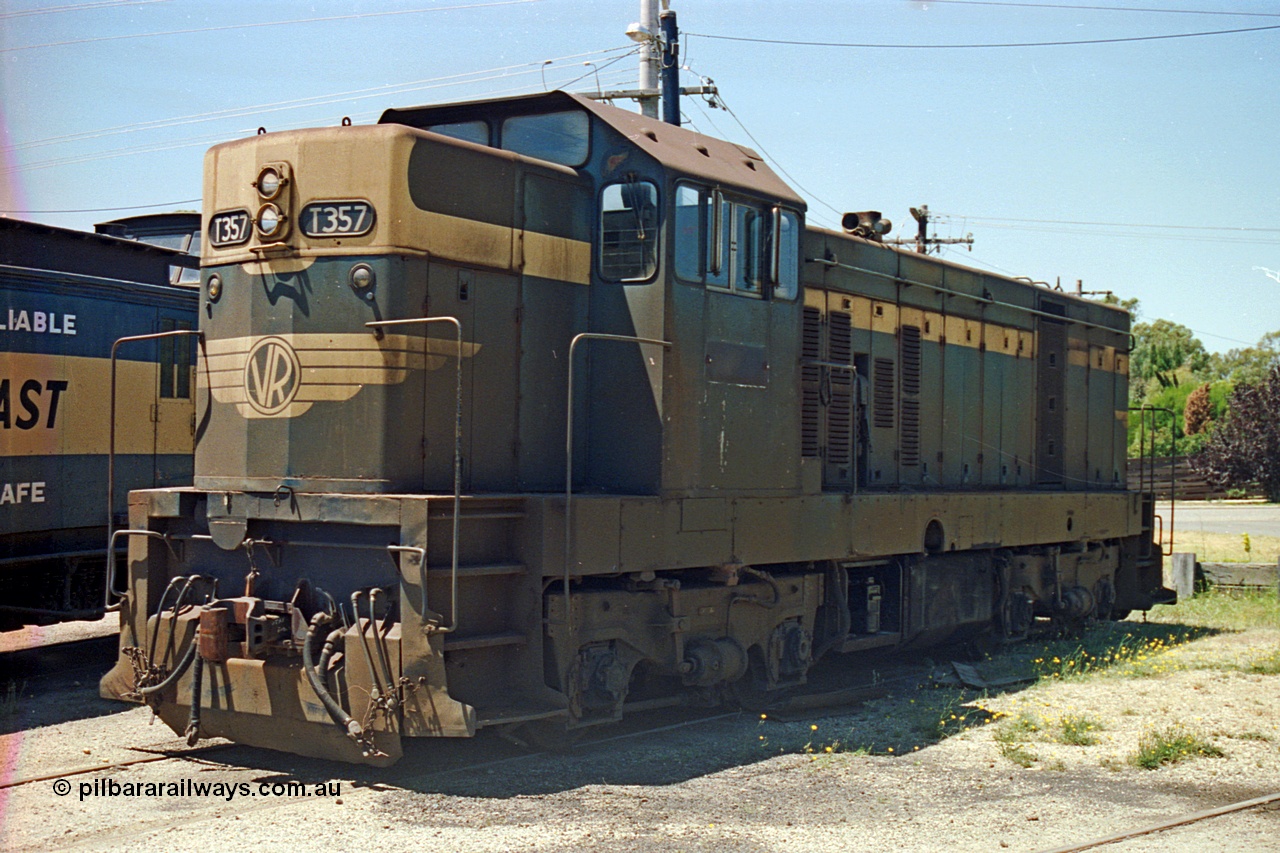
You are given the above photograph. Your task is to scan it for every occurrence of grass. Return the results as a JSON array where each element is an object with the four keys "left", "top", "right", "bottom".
[
  {"left": 752, "top": 589, "right": 1276, "bottom": 766},
  {"left": 1057, "top": 714, "right": 1103, "bottom": 746},
  {"left": 1159, "top": 529, "right": 1280, "bottom": 563},
  {"left": 1130, "top": 724, "right": 1224, "bottom": 769},
  {"left": 1150, "top": 588, "right": 1280, "bottom": 632}
]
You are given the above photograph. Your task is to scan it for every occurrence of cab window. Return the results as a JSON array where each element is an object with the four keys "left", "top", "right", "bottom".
[
  {"left": 674, "top": 181, "right": 798, "bottom": 299},
  {"left": 600, "top": 180, "right": 659, "bottom": 281},
  {"left": 501, "top": 110, "right": 589, "bottom": 167}
]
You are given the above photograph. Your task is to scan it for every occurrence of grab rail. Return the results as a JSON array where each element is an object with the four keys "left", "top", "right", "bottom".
[{"left": 107, "top": 330, "right": 204, "bottom": 607}]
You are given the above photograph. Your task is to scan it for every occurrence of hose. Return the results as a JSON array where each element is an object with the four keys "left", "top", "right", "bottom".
[
  {"left": 138, "top": 638, "right": 198, "bottom": 698},
  {"left": 301, "top": 611, "right": 365, "bottom": 743},
  {"left": 184, "top": 655, "right": 204, "bottom": 746}
]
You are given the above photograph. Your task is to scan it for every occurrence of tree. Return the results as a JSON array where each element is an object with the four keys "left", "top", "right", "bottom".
[
  {"left": 1203, "top": 330, "right": 1280, "bottom": 386},
  {"left": 1196, "top": 365, "right": 1280, "bottom": 502},
  {"left": 1129, "top": 319, "right": 1209, "bottom": 403},
  {"left": 1183, "top": 383, "right": 1212, "bottom": 436}
]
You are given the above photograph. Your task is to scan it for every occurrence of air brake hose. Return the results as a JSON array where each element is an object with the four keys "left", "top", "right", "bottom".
[
  {"left": 138, "top": 638, "right": 198, "bottom": 698},
  {"left": 185, "top": 655, "right": 204, "bottom": 746},
  {"left": 302, "top": 611, "right": 366, "bottom": 742}
]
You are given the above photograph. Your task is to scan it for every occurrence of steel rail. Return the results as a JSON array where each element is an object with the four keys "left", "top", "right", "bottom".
[{"left": 1039, "top": 791, "right": 1280, "bottom": 853}]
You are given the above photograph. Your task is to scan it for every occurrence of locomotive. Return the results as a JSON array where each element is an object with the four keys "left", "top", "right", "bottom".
[
  {"left": 100, "top": 90, "right": 1171, "bottom": 764},
  {"left": 0, "top": 215, "right": 198, "bottom": 630}
]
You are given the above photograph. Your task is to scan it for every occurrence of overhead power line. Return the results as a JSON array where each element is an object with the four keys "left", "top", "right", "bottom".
[
  {"left": 1, "top": 0, "right": 543, "bottom": 53},
  {"left": 926, "top": 1, "right": 1280, "bottom": 17},
  {"left": 937, "top": 213, "right": 1280, "bottom": 234},
  {"left": 685, "top": 23, "right": 1280, "bottom": 49},
  {"left": 2, "top": 198, "right": 200, "bottom": 214},
  {"left": 0, "top": 0, "right": 172, "bottom": 19}
]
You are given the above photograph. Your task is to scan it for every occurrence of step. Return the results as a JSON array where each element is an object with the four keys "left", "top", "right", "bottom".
[
  {"left": 427, "top": 562, "right": 526, "bottom": 578},
  {"left": 443, "top": 630, "right": 528, "bottom": 652}
]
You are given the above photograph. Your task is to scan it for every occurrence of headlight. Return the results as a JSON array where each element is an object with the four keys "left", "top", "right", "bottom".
[
  {"left": 207, "top": 274, "right": 223, "bottom": 302},
  {"left": 256, "top": 203, "right": 284, "bottom": 238},
  {"left": 349, "top": 263, "right": 376, "bottom": 299},
  {"left": 256, "top": 166, "right": 283, "bottom": 200}
]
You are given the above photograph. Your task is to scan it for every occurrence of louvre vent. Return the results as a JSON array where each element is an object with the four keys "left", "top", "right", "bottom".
[
  {"left": 873, "top": 357, "right": 895, "bottom": 429},
  {"left": 800, "top": 307, "right": 822, "bottom": 457},
  {"left": 826, "top": 311, "right": 854, "bottom": 465},
  {"left": 900, "top": 325, "right": 921, "bottom": 396},
  {"left": 828, "top": 311, "right": 852, "bottom": 363},
  {"left": 900, "top": 399, "right": 920, "bottom": 466}
]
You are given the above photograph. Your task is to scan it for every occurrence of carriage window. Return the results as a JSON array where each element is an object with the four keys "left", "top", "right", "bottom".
[
  {"left": 600, "top": 180, "right": 659, "bottom": 281},
  {"left": 501, "top": 110, "right": 589, "bottom": 167},
  {"left": 427, "top": 120, "right": 489, "bottom": 146}
]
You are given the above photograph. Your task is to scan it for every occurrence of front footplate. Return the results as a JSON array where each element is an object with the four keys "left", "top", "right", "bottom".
[{"left": 100, "top": 598, "right": 476, "bottom": 766}]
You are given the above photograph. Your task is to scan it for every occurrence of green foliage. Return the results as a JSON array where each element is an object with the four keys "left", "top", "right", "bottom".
[
  {"left": 1129, "top": 319, "right": 1209, "bottom": 402},
  {"left": 1057, "top": 715, "right": 1103, "bottom": 746},
  {"left": 1203, "top": 330, "right": 1280, "bottom": 386},
  {"left": 1130, "top": 724, "right": 1224, "bottom": 769}
]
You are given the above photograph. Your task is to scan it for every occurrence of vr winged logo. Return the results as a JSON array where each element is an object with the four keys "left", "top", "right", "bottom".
[
  {"left": 244, "top": 337, "right": 301, "bottom": 415},
  {"left": 205, "top": 332, "right": 480, "bottom": 419}
]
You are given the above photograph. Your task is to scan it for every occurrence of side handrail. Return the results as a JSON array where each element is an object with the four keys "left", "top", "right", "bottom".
[
  {"left": 563, "top": 333, "right": 671, "bottom": 635},
  {"left": 367, "top": 317, "right": 462, "bottom": 633},
  {"left": 1128, "top": 405, "right": 1177, "bottom": 557},
  {"left": 108, "top": 329, "right": 205, "bottom": 607},
  {"left": 104, "top": 528, "right": 168, "bottom": 608}
]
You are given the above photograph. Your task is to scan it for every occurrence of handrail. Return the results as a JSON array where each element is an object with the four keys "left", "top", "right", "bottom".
[
  {"left": 563, "top": 333, "right": 671, "bottom": 640},
  {"left": 367, "top": 316, "right": 462, "bottom": 633},
  {"left": 107, "top": 329, "right": 204, "bottom": 607},
  {"left": 104, "top": 528, "right": 168, "bottom": 608},
  {"left": 1128, "top": 405, "right": 1177, "bottom": 557},
  {"left": 387, "top": 544, "right": 435, "bottom": 628}
]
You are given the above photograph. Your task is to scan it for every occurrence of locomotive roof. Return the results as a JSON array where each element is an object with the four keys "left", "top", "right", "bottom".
[{"left": 380, "top": 91, "right": 806, "bottom": 210}]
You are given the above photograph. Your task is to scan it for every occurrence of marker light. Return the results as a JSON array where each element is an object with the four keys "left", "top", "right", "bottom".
[
  {"left": 256, "top": 204, "right": 283, "bottom": 238},
  {"left": 256, "top": 166, "right": 283, "bottom": 200},
  {"left": 349, "top": 263, "right": 376, "bottom": 299},
  {"left": 207, "top": 274, "right": 223, "bottom": 302}
]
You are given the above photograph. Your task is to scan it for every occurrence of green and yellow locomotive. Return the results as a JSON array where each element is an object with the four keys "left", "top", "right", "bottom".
[{"left": 101, "top": 91, "right": 1170, "bottom": 764}]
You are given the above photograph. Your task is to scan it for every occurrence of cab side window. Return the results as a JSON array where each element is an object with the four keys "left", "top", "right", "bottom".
[
  {"left": 600, "top": 180, "right": 659, "bottom": 281},
  {"left": 673, "top": 181, "right": 798, "bottom": 299}
]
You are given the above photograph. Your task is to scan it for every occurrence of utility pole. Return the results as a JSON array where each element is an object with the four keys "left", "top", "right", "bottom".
[
  {"left": 608, "top": 2, "right": 712, "bottom": 125},
  {"left": 637, "top": 0, "right": 660, "bottom": 118},
  {"left": 885, "top": 205, "right": 974, "bottom": 254}
]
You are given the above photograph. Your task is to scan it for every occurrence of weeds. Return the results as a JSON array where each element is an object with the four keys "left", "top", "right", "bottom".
[
  {"left": 997, "top": 741, "right": 1038, "bottom": 768},
  {"left": 1056, "top": 714, "right": 1103, "bottom": 746},
  {"left": 1130, "top": 724, "right": 1224, "bottom": 769}
]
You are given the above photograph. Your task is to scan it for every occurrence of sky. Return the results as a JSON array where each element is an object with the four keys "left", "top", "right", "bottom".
[{"left": 1, "top": 0, "right": 1277, "bottom": 353}]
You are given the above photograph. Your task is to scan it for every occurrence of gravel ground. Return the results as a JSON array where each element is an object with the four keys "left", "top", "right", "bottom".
[{"left": 2, "top": 616, "right": 1278, "bottom": 852}]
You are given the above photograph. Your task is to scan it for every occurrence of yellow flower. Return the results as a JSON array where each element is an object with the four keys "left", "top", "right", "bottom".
[{"left": 811, "top": 724, "right": 818, "bottom": 731}]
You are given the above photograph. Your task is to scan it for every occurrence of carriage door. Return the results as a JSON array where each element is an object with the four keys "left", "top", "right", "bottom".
[
  {"left": 1035, "top": 303, "right": 1067, "bottom": 485},
  {"left": 154, "top": 314, "right": 194, "bottom": 485}
]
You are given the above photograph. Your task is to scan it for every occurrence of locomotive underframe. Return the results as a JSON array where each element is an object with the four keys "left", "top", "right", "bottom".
[{"left": 101, "top": 484, "right": 1162, "bottom": 764}]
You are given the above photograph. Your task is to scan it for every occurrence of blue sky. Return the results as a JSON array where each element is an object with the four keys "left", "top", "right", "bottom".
[{"left": 2, "top": 0, "right": 1277, "bottom": 352}]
